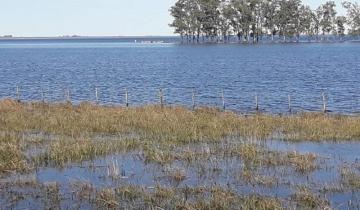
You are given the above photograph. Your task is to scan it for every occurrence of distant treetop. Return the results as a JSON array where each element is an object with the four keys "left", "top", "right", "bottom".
[{"left": 169, "top": 0, "right": 360, "bottom": 43}]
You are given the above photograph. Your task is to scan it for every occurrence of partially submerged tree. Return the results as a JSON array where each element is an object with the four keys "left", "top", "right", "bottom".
[
  {"left": 299, "top": 5, "right": 317, "bottom": 41},
  {"left": 317, "top": 1, "right": 337, "bottom": 36},
  {"left": 262, "top": 0, "right": 279, "bottom": 41},
  {"left": 342, "top": 1, "right": 360, "bottom": 36},
  {"left": 169, "top": 0, "right": 188, "bottom": 42},
  {"left": 169, "top": 0, "right": 357, "bottom": 43},
  {"left": 336, "top": 16, "right": 347, "bottom": 37}
]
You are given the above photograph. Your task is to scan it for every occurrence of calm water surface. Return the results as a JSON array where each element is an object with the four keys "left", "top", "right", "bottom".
[{"left": 1, "top": 38, "right": 360, "bottom": 113}]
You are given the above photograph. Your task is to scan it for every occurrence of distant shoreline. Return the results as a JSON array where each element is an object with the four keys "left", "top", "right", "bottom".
[
  {"left": 1, "top": 35, "right": 359, "bottom": 45},
  {"left": 0, "top": 36, "right": 178, "bottom": 40}
]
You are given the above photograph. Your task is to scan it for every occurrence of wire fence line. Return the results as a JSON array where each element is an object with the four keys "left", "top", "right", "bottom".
[{"left": 1, "top": 84, "right": 360, "bottom": 115}]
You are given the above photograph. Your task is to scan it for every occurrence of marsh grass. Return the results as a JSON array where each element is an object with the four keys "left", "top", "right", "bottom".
[
  {"left": 142, "top": 145, "right": 175, "bottom": 165},
  {"left": 286, "top": 152, "right": 317, "bottom": 173},
  {"left": 96, "top": 188, "right": 119, "bottom": 208},
  {"left": 164, "top": 166, "right": 187, "bottom": 183},
  {"left": 292, "top": 186, "right": 330, "bottom": 209},
  {"left": 78, "top": 184, "right": 284, "bottom": 210},
  {"left": 0, "top": 135, "right": 29, "bottom": 174},
  {"left": 239, "top": 168, "right": 278, "bottom": 187},
  {"left": 140, "top": 142, "right": 317, "bottom": 175},
  {"left": 341, "top": 166, "right": 360, "bottom": 189},
  {"left": 0, "top": 144, "right": 27, "bottom": 173},
  {"left": 34, "top": 138, "right": 141, "bottom": 167},
  {"left": 227, "top": 143, "right": 317, "bottom": 173},
  {"left": 0, "top": 99, "right": 358, "bottom": 209},
  {"left": 1, "top": 100, "right": 360, "bottom": 142},
  {"left": 42, "top": 182, "right": 61, "bottom": 209},
  {"left": 0, "top": 178, "right": 64, "bottom": 210}
]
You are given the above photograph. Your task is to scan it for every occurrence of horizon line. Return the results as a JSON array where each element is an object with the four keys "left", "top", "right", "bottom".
[{"left": 0, "top": 35, "right": 179, "bottom": 39}]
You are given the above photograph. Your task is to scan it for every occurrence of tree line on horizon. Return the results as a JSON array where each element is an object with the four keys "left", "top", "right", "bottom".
[{"left": 169, "top": 0, "right": 360, "bottom": 43}]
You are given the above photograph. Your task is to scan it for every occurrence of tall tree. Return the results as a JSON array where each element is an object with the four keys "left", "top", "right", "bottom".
[
  {"left": 342, "top": 1, "right": 360, "bottom": 36},
  {"left": 263, "top": 0, "right": 280, "bottom": 41},
  {"left": 230, "top": 0, "right": 253, "bottom": 43},
  {"left": 188, "top": 0, "right": 203, "bottom": 43},
  {"left": 276, "top": 0, "right": 301, "bottom": 41},
  {"left": 169, "top": 0, "right": 354, "bottom": 44},
  {"left": 219, "top": 1, "right": 234, "bottom": 42},
  {"left": 198, "top": 0, "right": 221, "bottom": 42},
  {"left": 335, "top": 16, "right": 347, "bottom": 37},
  {"left": 299, "top": 5, "right": 317, "bottom": 41},
  {"left": 317, "top": 1, "right": 337, "bottom": 36},
  {"left": 228, "top": 0, "right": 244, "bottom": 42},
  {"left": 169, "top": 0, "right": 188, "bottom": 42},
  {"left": 246, "top": 0, "right": 263, "bottom": 43}
]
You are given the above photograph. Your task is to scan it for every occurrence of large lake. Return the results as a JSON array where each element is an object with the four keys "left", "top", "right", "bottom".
[{"left": 0, "top": 38, "right": 359, "bottom": 113}]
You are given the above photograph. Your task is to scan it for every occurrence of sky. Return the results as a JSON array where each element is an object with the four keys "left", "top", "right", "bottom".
[{"left": 0, "top": 0, "right": 348, "bottom": 37}]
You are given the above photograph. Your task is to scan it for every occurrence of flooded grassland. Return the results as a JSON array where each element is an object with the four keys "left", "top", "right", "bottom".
[{"left": 0, "top": 99, "right": 359, "bottom": 209}]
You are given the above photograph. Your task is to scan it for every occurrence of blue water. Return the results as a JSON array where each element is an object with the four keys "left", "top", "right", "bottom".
[{"left": 1, "top": 38, "right": 360, "bottom": 113}]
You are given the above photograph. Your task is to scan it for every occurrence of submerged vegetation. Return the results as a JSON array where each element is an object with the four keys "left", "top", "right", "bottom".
[
  {"left": 170, "top": 0, "right": 360, "bottom": 43},
  {"left": 0, "top": 99, "right": 359, "bottom": 209}
]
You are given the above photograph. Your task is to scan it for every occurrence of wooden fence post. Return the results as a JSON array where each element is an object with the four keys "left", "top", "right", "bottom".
[
  {"left": 95, "top": 87, "right": 99, "bottom": 104},
  {"left": 322, "top": 92, "right": 327, "bottom": 113},
  {"left": 288, "top": 94, "right": 292, "bottom": 113},
  {"left": 125, "top": 89, "right": 129, "bottom": 107},
  {"left": 192, "top": 89, "right": 196, "bottom": 110},
  {"left": 41, "top": 88, "right": 45, "bottom": 103},
  {"left": 159, "top": 88, "right": 164, "bottom": 108},
  {"left": 65, "top": 88, "right": 71, "bottom": 103},
  {"left": 255, "top": 93, "right": 259, "bottom": 111},
  {"left": 16, "top": 85, "right": 20, "bottom": 102},
  {"left": 221, "top": 90, "right": 225, "bottom": 111}
]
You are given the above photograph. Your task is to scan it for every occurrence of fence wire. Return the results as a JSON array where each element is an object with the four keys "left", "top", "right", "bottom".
[{"left": 1, "top": 84, "right": 360, "bottom": 115}]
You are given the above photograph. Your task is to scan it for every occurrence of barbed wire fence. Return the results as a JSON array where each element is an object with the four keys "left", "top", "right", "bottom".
[{"left": 2, "top": 84, "right": 360, "bottom": 115}]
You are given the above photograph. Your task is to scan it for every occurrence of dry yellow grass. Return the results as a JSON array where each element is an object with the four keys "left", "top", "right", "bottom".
[{"left": 1, "top": 99, "right": 360, "bottom": 142}]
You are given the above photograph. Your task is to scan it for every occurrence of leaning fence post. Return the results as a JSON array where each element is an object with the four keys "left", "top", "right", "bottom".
[
  {"left": 16, "top": 85, "right": 20, "bottom": 102},
  {"left": 125, "top": 88, "right": 129, "bottom": 107},
  {"left": 322, "top": 92, "right": 327, "bottom": 113},
  {"left": 288, "top": 94, "right": 292, "bottom": 113},
  {"left": 192, "top": 89, "right": 196, "bottom": 110},
  {"left": 221, "top": 90, "right": 225, "bottom": 111},
  {"left": 159, "top": 88, "right": 164, "bottom": 108}
]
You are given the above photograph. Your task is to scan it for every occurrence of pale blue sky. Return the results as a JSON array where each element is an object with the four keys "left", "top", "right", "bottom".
[{"left": 0, "top": 0, "right": 347, "bottom": 37}]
